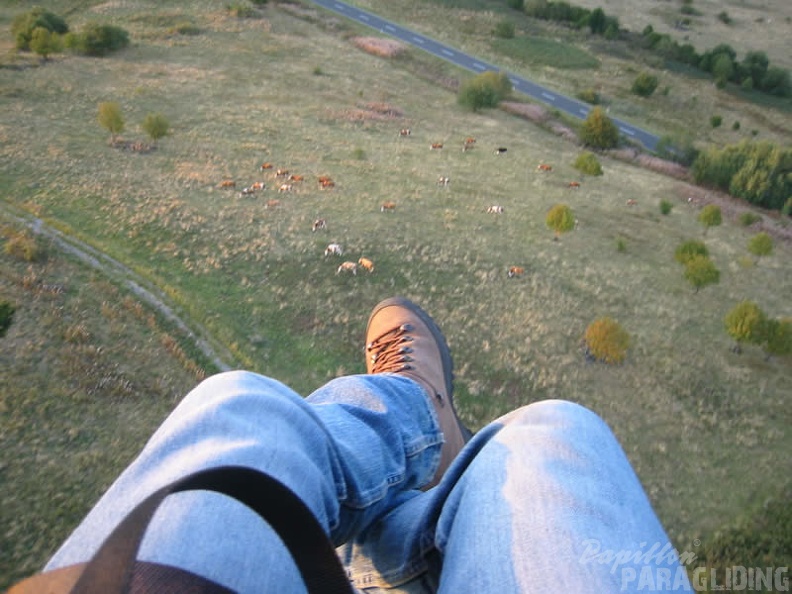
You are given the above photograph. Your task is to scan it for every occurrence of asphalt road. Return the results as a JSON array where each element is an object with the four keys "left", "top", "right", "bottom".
[{"left": 307, "top": 0, "right": 660, "bottom": 151}]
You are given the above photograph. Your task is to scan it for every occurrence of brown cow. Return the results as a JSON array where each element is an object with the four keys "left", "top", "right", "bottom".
[
  {"left": 399, "top": 128, "right": 411, "bottom": 136},
  {"left": 626, "top": 199, "right": 638, "bottom": 206},
  {"left": 568, "top": 181, "right": 581, "bottom": 189},
  {"left": 288, "top": 174, "right": 304, "bottom": 182},
  {"left": 275, "top": 168, "right": 290, "bottom": 177},
  {"left": 430, "top": 143, "right": 444, "bottom": 150},
  {"left": 537, "top": 163, "right": 552, "bottom": 171},
  {"left": 219, "top": 180, "right": 236, "bottom": 188},
  {"left": 437, "top": 176, "right": 451, "bottom": 186},
  {"left": 260, "top": 162, "right": 273, "bottom": 170},
  {"left": 508, "top": 266, "right": 525, "bottom": 278},
  {"left": 336, "top": 261, "right": 357, "bottom": 275},
  {"left": 358, "top": 257, "right": 374, "bottom": 273},
  {"left": 487, "top": 205, "right": 505, "bottom": 214},
  {"left": 381, "top": 201, "right": 396, "bottom": 212},
  {"left": 312, "top": 218, "right": 327, "bottom": 232}
]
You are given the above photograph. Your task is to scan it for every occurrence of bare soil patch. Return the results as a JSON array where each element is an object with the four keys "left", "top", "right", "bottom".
[{"left": 351, "top": 37, "right": 408, "bottom": 59}]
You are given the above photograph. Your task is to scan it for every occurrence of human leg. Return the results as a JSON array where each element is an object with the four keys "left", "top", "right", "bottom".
[
  {"left": 44, "top": 370, "right": 444, "bottom": 593},
  {"left": 431, "top": 400, "right": 692, "bottom": 593}
]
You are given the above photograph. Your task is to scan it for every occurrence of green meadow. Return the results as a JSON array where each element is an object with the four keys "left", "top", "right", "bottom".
[{"left": 1, "top": 0, "right": 790, "bottom": 588}]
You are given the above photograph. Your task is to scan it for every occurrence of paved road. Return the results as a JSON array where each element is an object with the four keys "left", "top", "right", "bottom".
[{"left": 308, "top": 0, "right": 660, "bottom": 151}]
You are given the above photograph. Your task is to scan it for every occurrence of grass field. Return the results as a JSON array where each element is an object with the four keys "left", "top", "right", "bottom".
[{"left": 1, "top": 0, "right": 790, "bottom": 589}]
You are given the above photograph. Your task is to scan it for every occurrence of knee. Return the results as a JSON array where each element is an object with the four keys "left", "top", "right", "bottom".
[{"left": 501, "top": 399, "right": 617, "bottom": 444}]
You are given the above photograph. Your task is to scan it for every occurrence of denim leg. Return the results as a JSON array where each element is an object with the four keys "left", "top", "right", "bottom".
[
  {"left": 432, "top": 400, "right": 692, "bottom": 593},
  {"left": 44, "top": 370, "right": 443, "bottom": 593}
]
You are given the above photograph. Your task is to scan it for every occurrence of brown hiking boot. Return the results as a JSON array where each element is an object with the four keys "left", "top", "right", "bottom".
[{"left": 366, "top": 297, "right": 471, "bottom": 489}]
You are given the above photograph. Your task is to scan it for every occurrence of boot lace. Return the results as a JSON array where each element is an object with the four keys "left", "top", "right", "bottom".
[{"left": 367, "top": 324, "right": 415, "bottom": 373}]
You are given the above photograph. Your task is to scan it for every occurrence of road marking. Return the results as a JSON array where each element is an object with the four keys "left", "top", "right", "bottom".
[
  {"left": 384, "top": 24, "right": 395, "bottom": 31},
  {"left": 473, "top": 62, "right": 486, "bottom": 70},
  {"left": 334, "top": 3, "right": 345, "bottom": 10},
  {"left": 413, "top": 36, "right": 425, "bottom": 44},
  {"left": 442, "top": 49, "right": 454, "bottom": 57},
  {"left": 620, "top": 127, "right": 636, "bottom": 136},
  {"left": 541, "top": 92, "right": 556, "bottom": 101},
  {"left": 358, "top": 14, "right": 369, "bottom": 21},
  {"left": 579, "top": 108, "right": 589, "bottom": 116}
]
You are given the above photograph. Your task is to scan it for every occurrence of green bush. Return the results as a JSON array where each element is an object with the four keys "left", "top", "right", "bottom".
[
  {"left": 30, "top": 26, "right": 63, "bottom": 59},
  {"left": 717, "top": 11, "right": 732, "bottom": 25},
  {"left": 142, "top": 112, "right": 170, "bottom": 145},
  {"left": 65, "top": 22, "right": 129, "bottom": 57},
  {"left": 724, "top": 300, "right": 767, "bottom": 350},
  {"left": 659, "top": 199, "right": 673, "bottom": 215},
  {"left": 576, "top": 88, "right": 600, "bottom": 105},
  {"left": 573, "top": 151, "right": 603, "bottom": 176},
  {"left": 584, "top": 317, "right": 630, "bottom": 364},
  {"left": 747, "top": 232, "right": 773, "bottom": 262},
  {"left": 710, "top": 115, "right": 722, "bottom": 128},
  {"left": 11, "top": 8, "right": 68, "bottom": 51},
  {"left": 545, "top": 203, "right": 575, "bottom": 239},
  {"left": 227, "top": 3, "right": 256, "bottom": 18},
  {"left": 698, "top": 204, "right": 722, "bottom": 235},
  {"left": 631, "top": 72, "right": 659, "bottom": 97},
  {"left": 684, "top": 255, "right": 720, "bottom": 293},
  {"left": 4, "top": 231, "right": 41, "bottom": 262},
  {"left": 458, "top": 71, "right": 512, "bottom": 112},
  {"left": 580, "top": 106, "right": 619, "bottom": 149},
  {"left": 738, "top": 212, "right": 761, "bottom": 226},
  {"left": 0, "top": 300, "right": 15, "bottom": 338},
  {"left": 675, "top": 240, "right": 708, "bottom": 265},
  {"left": 654, "top": 134, "right": 699, "bottom": 166}
]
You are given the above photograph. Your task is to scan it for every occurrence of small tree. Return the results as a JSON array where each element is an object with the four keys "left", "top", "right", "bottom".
[
  {"left": 698, "top": 204, "right": 722, "bottom": 235},
  {"left": 493, "top": 20, "right": 515, "bottom": 39},
  {"left": 684, "top": 255, "right": 719, "bottom": 293},
  {"left": 573, "top": 151, "right": 603, "bottom": 176},
  {"left": 762, "top": 318, "right": 792, "bottom": 360},
  {"left": 674, "top": 239, "right": 708, "bottom": 264},
  {"left": 142, "top": 112, "right": 170, "bottom": 146},
  {"left": 29, "top": 26, "right": 63, "bottom": 60},
  {"left": 584, "top": 317, "right": 630, "bottom": 364},
  {"left": 659, "top": 199, "right": 673, "bottom": 215},
  {"left": 97, "top": 101, "right": 124, "bottom": 144},
  {"left": 0, "top": 300, "right": 15, "bottom": 338},
  {"left": 458, "top": 71, "right": 512, "bottom": 112},
  {"left": 580, "top": 106, "right": 619, "bottom": 149},
  {"left": 11, "top": 8, "right": 68, "bottom": 51},
  {"left": 747, "top": 232, "right": 773, "bottom": 263},
  {"left": 631, "top": 72, "right": 659, "bottom": 97},
  {"left": 724, "top": 300, "right": 767, "bottom": 353},
  {"left": 546, "top": 204, "right": 575, "bottom": 240}
]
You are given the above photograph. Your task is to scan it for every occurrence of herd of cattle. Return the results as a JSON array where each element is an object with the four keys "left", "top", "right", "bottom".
[{"left": 215, "top": 129, "right": 588, "bottom": 280}]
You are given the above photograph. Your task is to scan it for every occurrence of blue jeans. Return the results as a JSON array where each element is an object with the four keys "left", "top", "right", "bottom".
[{"left": 45, "top": 371, "right": 692, "bottom": 592}]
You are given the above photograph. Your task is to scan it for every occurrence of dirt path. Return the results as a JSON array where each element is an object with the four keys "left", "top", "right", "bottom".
[{"left": 1, "top": 205, "right": 235, "bottom": 373}]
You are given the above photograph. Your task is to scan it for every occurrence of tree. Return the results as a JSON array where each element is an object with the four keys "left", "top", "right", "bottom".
[
  {"left": 698, "top": 204, "right": 722, "bottom": 235},
  {"left": 762, "top": 318, "right": 792, "bottom": 359},
  {"left": 711, "top": 54, "right": 735, "bottom": 87},
  {"left": 747, "top": 232, "right": 773, "bottom": 264},
  {"left": 29, "top": 26, "right": 63, "bottom": 60},
  {"left": 584, "top": 317, "right": 630, "bottom": 364},
  {"left": 545, "top": 204, "right": 575, "bottom": 240},
  {"left": 11, "top": 8, "right": 68, "bottom": 51},
  {"left": 457, "top": 71, "right": 512, "bottom": 112},
  {"left": 674, "top": 239, "right": 708, "bottom": 264},
  {"left": 684, "top": 255, "right": 719, "bottom": 293},
  {"left": 724, "top": 300, "right": 767, "bottom": 353},
  {"left": 580, "top": 106, "right": 619, "bottom": 149},
  {"left": 573, "top": 151, "right": 603, "bottom": 176},
  {"left": 631, "top": 72, "right": 659, "bottom": 97},
  {"left": 588, "top": 7, "right": 607, "bottom": 35},
  {"left": 0, "top": 300, "right": 15, "bottom": 338},
  {"left": 142, "top": 112, "right": 170, "bottom": 146},
  {"left": 65, "top": 22, "right": 129, "bottom": 57},
  {"left": 742, "top": 51, "right": 769, "bottom": 88},
  {"left": 97, "top": 101, "right": 124, "bottom": 144}
]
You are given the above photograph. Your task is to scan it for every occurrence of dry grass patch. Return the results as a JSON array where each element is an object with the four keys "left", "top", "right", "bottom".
[{"left": 352, "top": 36, "right": 408, "bottom": 58}]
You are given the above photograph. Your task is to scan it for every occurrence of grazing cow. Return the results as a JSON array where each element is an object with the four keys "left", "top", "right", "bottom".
[
  {"left": 288, "top": 174, "right": 304, "bottom": 182},
  {"left": 250, "top": 181, "right": 266, "bottom": 190},
  {"left": 381, "top": 201, "right": 396, "bottom": 212},
  {"left": 260, "top": 162, "right": 273, "bottom": 170},
  {"left": 312, "top": 218, "right": 327, "bottom": 232},
  {"left": 464, "top": 137, "right": 476, "bottom": 146},
  {"left": 265, "top": 199, "right": 281, "bottom": 209},
  {"left": 278, "top": 183, "right": 293, "bottom": 193},
  {"left": 358, "top": 257, "right": 374, "bottom": 273},
  {"left": 320, "top": 180, "right": 335, "bottom": 189},
  {"left": 487, "top": 205, "right": 505, "bottom": 214},
  {"left": 275, "top": 169, "right": 290, "bottom": 177},
  {"left": 240, "top": 187, "right": 256, "bottom": 196},
  {"left": 430, "top": 143, "right": 444, "bottom": 150},
  {"left": 568, "top": 181, "right": 581, "bottom": 189},
  {"left": 494, "top": 147, "right": 508, "bottom": 155},
  {"left": 318, "top": 175, "right": 333, "bottom": 184},
  {"left": 399, "top": 128, "right": 411, "bottom": 136},
  {"left": 337, "top": 261, "right": 357, "bottom": 275},
  {"left": 219, "top": 180, "right": 236, "bottom": 188},
  {"left": 537, "top": 164, "right": 552, "bottom": 171},
  {"left": 626, "top": 199, "right": 638, "bottom": 206},
  {"left": 507, "top": 266, "right": 525, "bottom": 278},
  {"left": 324, "top": 243, "right": 343, "bottom": 256},
  {"left": 437, "top": 176, "right": 451, "bottom": 186}
]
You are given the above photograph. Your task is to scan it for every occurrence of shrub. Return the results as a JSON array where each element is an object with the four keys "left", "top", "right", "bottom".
[
  {"left": 493, "top": 20, "right": 515, "bottom": 39},
  {"left": 66, "top": 22, "right": 129, "bottom": 57},
  {"left": 763, "top": 318, "right": 792, "bottom": 359},
  {"left": 506, "top": 0, "right": 524, "bottom": 8},
  {"left": 659, "top": 199, "right": 673, "bottom": 215},
  {"left": 684, "top": 255, "right": 720, "bottom": 293},
  {"left": 698, "top": 204, "right": 722, "bottom": 235},
  {"left": 584, "top": 317, "right": 630, "bottom": 364},
  {"left": 747, "top": 232, "right": 773, "bottom": 263},
  {"left": 30, "top": 26, "right": 63, "bottom": 59},
  {"left": 457, "top": 71, "right": 512, "bottom": 112},
  {"left": 615, "top": 238, "right": 626, "bottom": 253},
  {"left": 227, "top": 3, "right": 256, "bottom": 18},
  {"left": 11, "top": 8, "right": 68, "bottom": 51},
  {"left": 0, "top": 300, "right": 15, "bottom": 338},
  {"left": 631, "top": 72, "right": 659, "bottom": 97},
  {"left": 724, "top": 300, "right": 767, "bottom": 351},
  {"left": 573, "top": 151, "right": 603, "bottom": 176},
  {"left": 545, "top": 204, "right": 575, "bottom": 240},
  {"left": 654, "top": 134, "right": 698, "bottom": 166},
  {"left": 142, "top": 112, "right": 170, "bottom": 145},
  {"left": 4, "top": 231, "right": 41, "bottom": 262},
  {"left": 674, "top": 239, "right": 708, "bottom": 264},
  {"left": 732, "top": 121, "right": 740, "bottom": 131},
  {"left": 717, "top": 11, "right": 732, "bottom": 25},
  {"left": 97, "top": 101, "right": 124, "bottom": 144},
  {"left": 710, "top": 115, "right": 722, "bottom": 128},
  {"left": 580, "top": 106, "right": 619, "bottom": 149},
  {"left": 738, "top": 212, "right": 761, "bottom": 226},
  {"left": 576, "top": 88, "right": 600, "bottom": 105}
]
